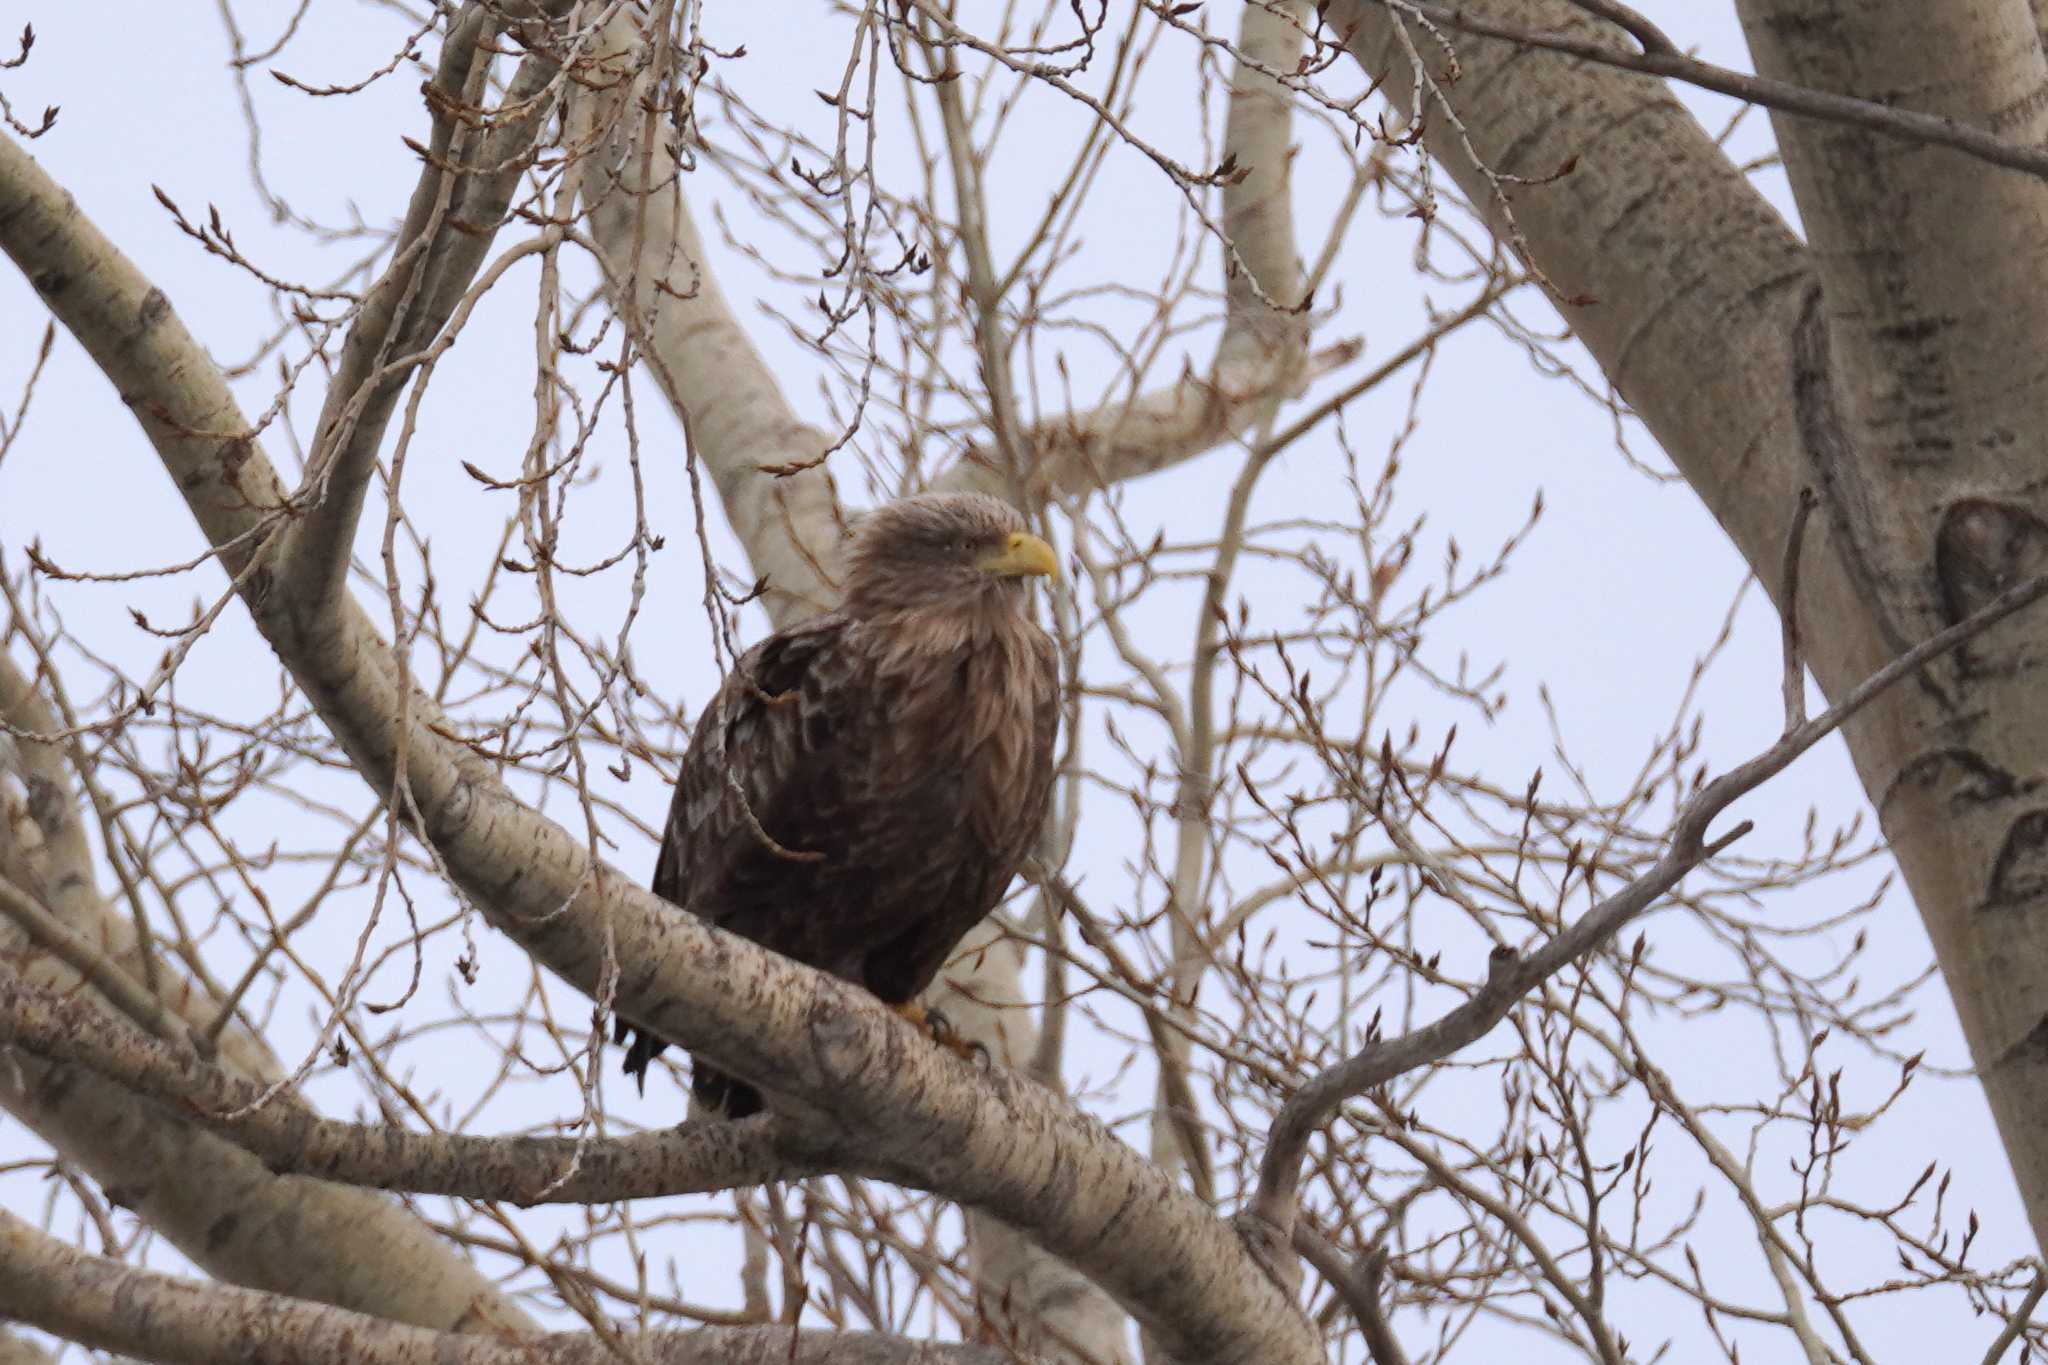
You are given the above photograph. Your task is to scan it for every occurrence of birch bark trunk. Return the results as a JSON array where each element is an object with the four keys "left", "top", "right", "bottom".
[{"left": 1331, "top": 0, "right": 2048, "bottom": 1251}]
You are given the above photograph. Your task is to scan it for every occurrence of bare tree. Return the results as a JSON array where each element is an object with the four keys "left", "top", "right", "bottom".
[{"left": 4, "top": 1, "right": 2048, "bottom": 1361}]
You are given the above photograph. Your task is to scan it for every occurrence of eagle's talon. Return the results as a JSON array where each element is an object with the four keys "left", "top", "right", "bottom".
[
  {"left": 892, "top": 1001, "right": 984, "bottom": 1064},
  {"left": 932, "top": 1017, "right": 989, "bottom": 1066}
]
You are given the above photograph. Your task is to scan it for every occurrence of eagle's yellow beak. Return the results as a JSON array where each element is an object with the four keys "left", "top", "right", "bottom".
[{"left": 978, "top": 531, "right": 1060, "bottom": 581}]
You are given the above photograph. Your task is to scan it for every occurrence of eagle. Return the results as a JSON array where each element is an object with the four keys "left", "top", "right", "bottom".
[{"left": 616, "top": 492, "right": 1062, "bottom": 1116}]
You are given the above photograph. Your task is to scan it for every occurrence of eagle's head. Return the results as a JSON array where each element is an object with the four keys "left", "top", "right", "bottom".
[{"left": 843, "top": 492, "right": 1058, "bottom": 621}]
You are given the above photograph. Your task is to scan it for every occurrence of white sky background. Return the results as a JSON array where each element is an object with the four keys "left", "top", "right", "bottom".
[{"left": 0, "top": 1, "right": 2028, "bottom": 1360}]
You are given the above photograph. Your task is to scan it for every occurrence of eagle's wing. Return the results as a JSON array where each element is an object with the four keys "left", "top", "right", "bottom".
[
  {"left": 652, "top": 613, "right": 860, "bottom": 921},
  {"left": 617, "top": 613, "right": 858, "bottom": 1101}
]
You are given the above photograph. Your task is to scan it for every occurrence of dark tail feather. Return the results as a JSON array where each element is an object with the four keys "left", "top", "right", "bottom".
[
  {"left": 615, "top": 1019, "right": 666, "bottom": 1097},
  {"left": 615, "top": 1019, "right": 760, "bottom": 1116}
]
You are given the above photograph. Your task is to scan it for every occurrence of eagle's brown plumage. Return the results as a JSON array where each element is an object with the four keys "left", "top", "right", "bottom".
[{"left": 616, "top": 492, "right": 1061, "bottom": 1115}]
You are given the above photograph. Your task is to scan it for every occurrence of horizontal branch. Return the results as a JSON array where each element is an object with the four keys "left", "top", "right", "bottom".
[
  {"left": 0, "top": 1207, "right": 1012, "bottom": 1365},
  {"left": 0, "top": 965, "right": 824, "bottom": 1203},
  {"left": 936, "top": 341, "right": 1358, "bottom": 505}
]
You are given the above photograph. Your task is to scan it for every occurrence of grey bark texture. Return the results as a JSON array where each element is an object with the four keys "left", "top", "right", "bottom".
[
  {"left": 0, "top": 1206, "right": 1011, "bottom": 1365},
  {"left": 1330, "top": 0, "right": 2048, "bottom": 1252}
]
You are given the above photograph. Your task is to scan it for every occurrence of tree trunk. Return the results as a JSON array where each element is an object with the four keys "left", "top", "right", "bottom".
[
  {"left": 1736, "top": 0, "right": 2048, "bottom": 1250},
  {"left": 1331, "top": 0, "right": 2048, "bottom": 1250}
]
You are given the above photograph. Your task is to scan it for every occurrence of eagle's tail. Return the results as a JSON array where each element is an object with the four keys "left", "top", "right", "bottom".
[
  {"left": 613, "top": 1019, "right": 666, "bottom": 1097},
  {"left": 613, "top": 1019, "right": 761, "bottom": 1116}
]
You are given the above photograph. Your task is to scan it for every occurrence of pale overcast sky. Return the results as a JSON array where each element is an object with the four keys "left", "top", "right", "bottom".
[{"left": 0, "top": 4, "right": 2020, "bottom": 1360}]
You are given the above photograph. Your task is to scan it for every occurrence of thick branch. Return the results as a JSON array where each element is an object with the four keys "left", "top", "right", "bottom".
[
  {"left": 0, "top": 126, "right": 1317, "bottom": 1365},
  {"left": 0, "top": 1208, "right": 1012, "bottom": 1365},
  {"left": 0, "top": 963, "right": 825, "bottom": 1203},
  {"left": 0, "top": 1031, "right": 535, "bottom": 1333},
  {"left": 921, "top": 917, "right": 1137, "bottom": 1365}
]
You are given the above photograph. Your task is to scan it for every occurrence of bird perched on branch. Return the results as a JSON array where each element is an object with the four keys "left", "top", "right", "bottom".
[{"left": 616, "top": 492, "right": 1062, "bottom": 1116}]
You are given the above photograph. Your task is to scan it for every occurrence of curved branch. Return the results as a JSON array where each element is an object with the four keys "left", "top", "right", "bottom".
[
  {"left": 0, "top": 1208, "right": 1015, "bottom": 1365},
  {"left": 1249, "top": 562, "right": 2048, "bottom": 1239},
  {"left": 1377, "top": 0, "right": 2048, "bottom": 181},
  {"left": 0, "top": 124, "right": 1318, "bottom": 1365},
  {"left": 572, "top": 9, "right": 845, "bottom": 627},
  {"left": 0, "top": 964, "right": 824, "bottom": 1204}
]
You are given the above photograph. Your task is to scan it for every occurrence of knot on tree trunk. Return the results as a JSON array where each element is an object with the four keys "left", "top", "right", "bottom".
[{"left": 1937, "top": 499, "right": 2048, "bottom": 669}]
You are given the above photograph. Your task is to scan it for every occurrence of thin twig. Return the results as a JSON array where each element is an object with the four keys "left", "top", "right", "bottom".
[
  {"left": 1369, "top": 0, "right": 2048, "bottom": 182},
  {"left": 1249, "top": 561, "right": 2048, "bottom": 1238},
  {"left": 1560, "top": 0, "right": 1675, "bottom": 55},
  {"left": 1980, "top": 1269, "right": 2048, "bottom": 1365}
]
